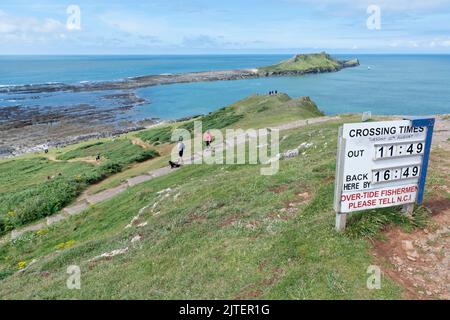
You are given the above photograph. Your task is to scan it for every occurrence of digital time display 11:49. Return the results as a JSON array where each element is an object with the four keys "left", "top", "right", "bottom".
[{"left": 375, "top": 142, "right": 424, "bottom": 159}]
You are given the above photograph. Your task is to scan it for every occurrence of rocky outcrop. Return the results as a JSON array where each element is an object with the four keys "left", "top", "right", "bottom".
[
  {"left": 341, "top": 58, "right": 360, "bottom": 68},
  {"left": 0, "top": 55, "right": 359, "bottom": 95}
]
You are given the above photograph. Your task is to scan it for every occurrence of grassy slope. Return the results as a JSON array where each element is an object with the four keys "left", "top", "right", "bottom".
[
  {"left": 0, "top": 158, "right": 91, "bottom": 195},
  {"left": 138, "top": 94, "right": 323, "bottom": 143},
  {"left": 56, "top": 139, "right": 158, "bottom": 163},
  {"left": 0, "top": 138, "right": 158, "bottom": 234},
  {"left": 92, "top": 94, "right": 323, "bottom": 194},
  {"left": 2, "top": 117, "right": 439, "bottom": 299},
  {"left": 0, "top": 94, "right": 321, "bottom": 234},
  {"left": 225, "top": 94, "right": 323, "bottom": 129},
  {"left": 258, "top": 52, "right": 341, "bottom": 74}
]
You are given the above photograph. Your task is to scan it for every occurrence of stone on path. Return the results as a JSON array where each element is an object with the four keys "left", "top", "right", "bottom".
[
  {"left": 89, "top": 247, "right": 129, "bottom": 262},
  {"left": 131, "top": 235, "right": 141, "bottom": 243},
  {"left": 63, "top": 201, "right": 89, "bottom": 215},
  {"left": 11, "top": 222, "right": 46, "bottom": 240},
  {"left": 85, "top": 184, "right": 128, "bottom": 204},
  {"left": 402, "top": 240, "right": 414, "bottom": 251},
  {"left": 127, "top": 175, "right": 153, "bottom": 187},
  {"left": 47, "top": 212, "right": 69, "bottom": 225},
  {"left": 150, "top": 166, "right": 173, "bottom": 178}
]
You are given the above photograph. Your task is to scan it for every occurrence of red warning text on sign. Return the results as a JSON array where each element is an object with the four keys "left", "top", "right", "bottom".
[{"left": 340, "top": 184, "right": 418, "bottom": 213}]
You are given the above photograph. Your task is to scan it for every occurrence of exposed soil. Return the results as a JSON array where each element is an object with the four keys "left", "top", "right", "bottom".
[
  {"left": 432, "top": 115, "right": 450, "bottom": 151},
  {"left": 269, "top": 184, "right": 289, "bottom": 194},
  {"left": 373, "top": 199, "right": 449, "bottom": 300},
  {"left": 372, "top": 116, "right": 450, "bottom": 300},
  {"left": 233, "top": 266, "right": 283, "bottom": 299},
  {"left": 131, "top": 137, "right": 152, "bottom": 150}
]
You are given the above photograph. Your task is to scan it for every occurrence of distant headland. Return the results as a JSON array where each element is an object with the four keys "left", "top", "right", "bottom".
[{"left": 0, "top": 53, "right": 359, "bottom": 94}]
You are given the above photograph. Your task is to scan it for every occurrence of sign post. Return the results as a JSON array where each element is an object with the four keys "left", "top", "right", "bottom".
[{"left": 334, "top": 118, "right": 434, "bottom": 231}]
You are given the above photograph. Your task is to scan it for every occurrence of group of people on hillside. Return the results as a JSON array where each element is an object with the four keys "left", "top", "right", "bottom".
[
  {"left": 269, "top": 90, "right": 278, "bottom": 95},
  {"left": 169, "top": 130, "right": 214, "bottom": 169}
]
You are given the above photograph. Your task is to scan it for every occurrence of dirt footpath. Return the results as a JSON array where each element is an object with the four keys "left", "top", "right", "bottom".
[
  {"left": 373, "top": 202, "right": 449, "bottom": 299},
  {"left": 373, "top": 115, "right": 449, "bottom": 300}
]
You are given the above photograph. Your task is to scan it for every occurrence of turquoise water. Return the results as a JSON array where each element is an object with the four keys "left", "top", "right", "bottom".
[
  {"left": 1, "top": 55, "right": 449, "bottom": 120},
  {"left": 0, "top": 55, "right": 286, "bottom": 85}
]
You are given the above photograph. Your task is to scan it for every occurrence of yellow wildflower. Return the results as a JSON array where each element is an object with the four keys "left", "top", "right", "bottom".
[
  {"left": 36, "top": 229, "right": 48, "bottom": 236},
  {"left": 65, "top": 240, "right": 75, "bottom": 248},
  {"left": 55, "top": 242, "right": 65, "bottom": 250},
  {"left": 55, "top": 240, "right": 75, "bottom": 250}
]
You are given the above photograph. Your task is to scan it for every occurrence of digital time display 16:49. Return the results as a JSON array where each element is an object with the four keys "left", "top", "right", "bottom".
[
  {"left": 372, "top": 165, "right": 421, "bottom": 183},
  {"left": 375, "top": 142, "right": 424, "bottom": 159}
]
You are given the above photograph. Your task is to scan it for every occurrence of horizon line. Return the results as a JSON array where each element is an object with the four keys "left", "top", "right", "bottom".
[{"left": 1, "top": 52, "right": 450, "bottom": 56}]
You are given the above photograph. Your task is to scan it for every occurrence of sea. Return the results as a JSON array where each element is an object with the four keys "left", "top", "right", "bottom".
[{"left": 0, "top": 54, "right": 449, "bottom": 122}]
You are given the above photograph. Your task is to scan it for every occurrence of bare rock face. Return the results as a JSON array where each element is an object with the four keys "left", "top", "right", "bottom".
[{"left": 342, "top": 58, "right": 360, "bottom": 68}]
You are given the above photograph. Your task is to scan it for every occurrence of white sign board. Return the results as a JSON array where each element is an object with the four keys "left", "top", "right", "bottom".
[{"left": 334, "top": 119, "right": 432, "bottom": 213}]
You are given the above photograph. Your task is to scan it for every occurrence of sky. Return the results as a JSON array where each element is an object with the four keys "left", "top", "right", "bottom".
[{"left": 1, "top": 0, "right": 450, "bottom": 54}]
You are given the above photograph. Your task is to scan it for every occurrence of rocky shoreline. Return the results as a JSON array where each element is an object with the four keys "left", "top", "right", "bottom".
[
  {"left": 0, "top": 58, "right": 359, "bottom": 95},
  {"left": 0, "top": 54, "right": 360, "bottom": 158},
  {"left": 0, "top": 91, "right": 160, "bottom": 158},
  {"left": 0, "top": 119, "right": 162, "bottom": 159}
]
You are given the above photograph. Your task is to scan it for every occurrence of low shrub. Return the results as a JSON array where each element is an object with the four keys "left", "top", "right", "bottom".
[
  {"left": 137, "top": 126, "right": 173, "bottom": 144},
  {"left": 133, "top": 149, "right": 160, "bottom": 162},
  {"left": 179, "top": 107, "right": 244, "bottom": 133}
]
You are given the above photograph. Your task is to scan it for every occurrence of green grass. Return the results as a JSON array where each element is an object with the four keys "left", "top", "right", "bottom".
[
  {"left": 85, "top": 152, "right": 172, "bottom": 195},
  {"left": 178, "top": 107, "right": 244, "bottom": 133},
  {"left": 97, "top": 93, "right": 323, "bottom": 194},
  {"left": 57, "top": 139, "right": 158, "bottom": 164},
  {"left": 0, "top": 93, "right": 316, "bottom": 236},
  {"left": 1, "top": 118, "right": 434, "bottom": 299},
  {"left": 0, "top": 96, "right": 443, "bottom": 299},
  {"left": 258, "top": 52, "right": 341, "bottom": 74},
  {"left": 0, "top": 139, "right": 159, "bottom": 235},
  {"left": 225, "top": 94, "right": 323, "bottom": 128},
  {"left": 136, "top": 126, "right": 175, "bottom": 145},
  {"left": 0, "top": 158, "right": 91, "bottom": 195},
  {"left": 137, "top": 93, "right": 324, "bottom": 146},
  {"left": 0, "top": 158, "right": 98, "bottom": 234}
]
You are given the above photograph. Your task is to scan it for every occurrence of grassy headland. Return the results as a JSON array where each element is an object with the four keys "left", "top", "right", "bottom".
[
  {"left": 0, "top": 94, "right": 321, "bottom": 235},
  {"left": 0, "top": 93, "right": 445, "bottom": 299},
  {"left": 0, "top": 53, "right": 359, "bottom": 95},
  {"left": 138, "top": 93, "right": 323, "bottom": 145},
  {"left": 258, "top": 52, "right": 357, "bottom": 75}
]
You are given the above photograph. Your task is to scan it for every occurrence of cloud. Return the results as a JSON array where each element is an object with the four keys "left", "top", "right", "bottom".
[
  {"left": 389, "top": 41, "right": 399, "bottom": 47},
  {"left": 181, "top": 35, "right": 224, "bottom": 48},
  {"left": 99, "top": 11, "right": 168, "bottom": 36},
  {"left": 179, "top": 34, "right": 272, "bottom": 49},
  {"left": 437, "top": 39, "right": 450, "bottom": 46},
  {"left": 385, "top": 38, "right": 450, "bottom": 49},
  {"left": 0, "top": 10, "right": 65, "bottom": 35},
  {"left": 0, "top": 9, "right": 68, "bottom": 45},
  {"left": 139, "top": 35, "right": 162, "bottom": 43},
  {"left": 283, "top": 0, "right": 450, "bottom": 11}
]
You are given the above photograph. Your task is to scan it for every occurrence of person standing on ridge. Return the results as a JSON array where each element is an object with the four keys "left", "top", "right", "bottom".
[
  {"left": 177, "top": 136, "right": 185, "bottom": 164},
  {"left": 203, "top": 130, "right": 213, "bottom": 150}
]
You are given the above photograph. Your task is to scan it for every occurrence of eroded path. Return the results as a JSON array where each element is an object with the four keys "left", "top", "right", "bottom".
[
  {"left": 373, "top": 203, "right": 449, "bottom": 299},
  {"left": 8, "top": 115, "right": 340, "bottom": 239},
  {"left": 373, "top": 115, "right": 450, "bottom": 299}
]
